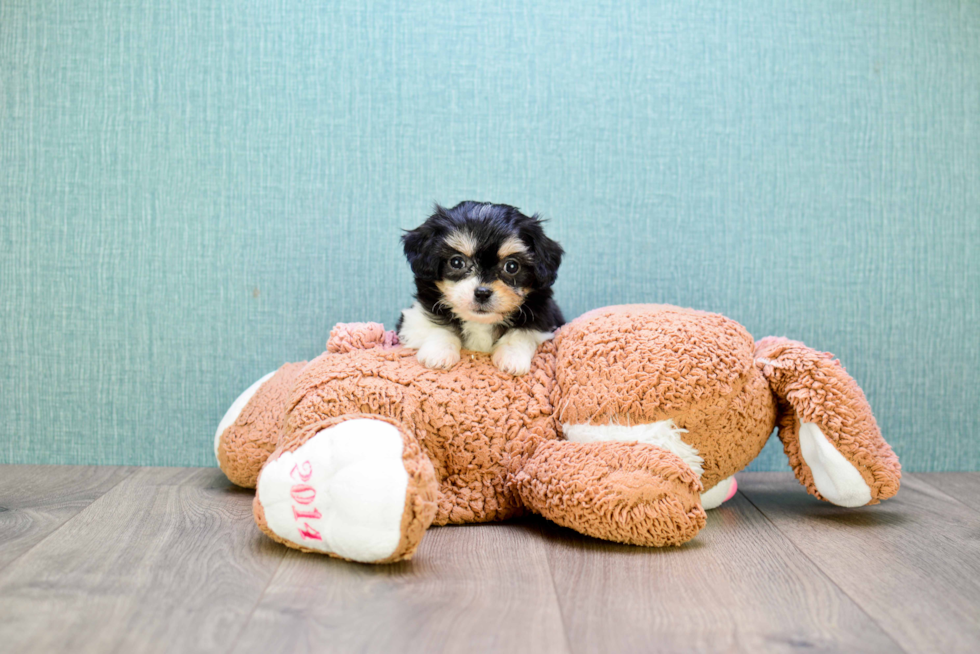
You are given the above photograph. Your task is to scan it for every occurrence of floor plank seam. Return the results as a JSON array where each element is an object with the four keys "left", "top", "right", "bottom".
[
  {"left": 223, "top": 547, "right": 287, "bottom": 654},
  {"left": 906, "top": 474, "right": 980, "bottom": 516},
  {"left": 541, "top": 537, "right": 577, "bottom": 654},
  {"left": 735, "top": 489, "right": 912, "bottom": 654},
  {"left": 0, "top": 465, "right": 139, "bottom": 576}
]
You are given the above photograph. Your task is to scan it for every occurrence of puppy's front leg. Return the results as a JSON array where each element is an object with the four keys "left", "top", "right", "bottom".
[
  {"left": 398, "top": 304, "right": 461, "bottom": 370},
  {"left": 491, "top": 329, "right": 553, "bottom": 376}
]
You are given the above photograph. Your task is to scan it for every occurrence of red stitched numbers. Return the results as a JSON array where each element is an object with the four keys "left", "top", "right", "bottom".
[{"left": 289, "top": 461, "right": 322, "bottom": 541}]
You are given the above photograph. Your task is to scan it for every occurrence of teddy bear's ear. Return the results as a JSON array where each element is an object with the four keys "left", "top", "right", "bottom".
[
  {"left": 401, "top": 208, "right": 446, "bottom": 280},
  {"left": 519, "top": 214, "right": 564, "bottom": 288}
]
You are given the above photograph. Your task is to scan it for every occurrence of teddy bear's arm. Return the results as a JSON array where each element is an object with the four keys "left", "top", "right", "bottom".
[
  {"left": 755, "top": 337, "right": 901, "bottom": 506},
  {"left": 514, "top": 440, "right": 706, "bottom": 546}
]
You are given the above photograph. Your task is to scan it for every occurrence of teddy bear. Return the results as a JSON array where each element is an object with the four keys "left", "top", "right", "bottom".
[{"left": 214, "top": 304, "right": 900, "bottom": 564}]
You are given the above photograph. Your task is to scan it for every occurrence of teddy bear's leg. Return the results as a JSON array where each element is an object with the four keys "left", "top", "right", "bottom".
[
  {"left": 755, "top": 337, "right": 901, "bottom": 507},
  {"left": 215, "top": 362, "right": 309, "bottom": 489},
  {"left": 253, "top": 415, "right": 439, "bottom": 564},
  {"left": 514, "top": 440, "right": 706, "bottom": 546},
  {"left": 563, "top": 419, "right": 741, "bottom": 511}
]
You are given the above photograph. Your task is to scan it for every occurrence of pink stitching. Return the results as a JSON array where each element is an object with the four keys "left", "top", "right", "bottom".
[
  {"left": 290, "top": 484, "right": 316, "bottom": 505},
  {"left": 292, "top": 506, "right": 322, "bottom": 520},
  {"left": 290, "top": 461, "right": 313, "bottom": 482},
  {"left": 298, "top": 524, "right": 323, "bottom": 541},
  {"left": 287, "top": 460, "right": 323, "bottom": 540}
]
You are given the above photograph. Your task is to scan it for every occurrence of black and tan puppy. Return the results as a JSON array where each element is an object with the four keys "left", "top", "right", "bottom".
[{"left": 397, "top": 202, "right": 564, "bottom": 375}]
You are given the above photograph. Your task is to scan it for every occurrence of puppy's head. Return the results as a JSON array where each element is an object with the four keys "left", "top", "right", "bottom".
[{"left": 402, "top": 202, "right": 563, "bottom": 324}]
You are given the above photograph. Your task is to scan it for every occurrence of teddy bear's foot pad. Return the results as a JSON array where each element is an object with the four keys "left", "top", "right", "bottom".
[
  {"left": 255, "top": 419, "right": 422, "bottom": 563},
  {"left": 799, "top": 421, "right": 872, "bottom": 507},
  {"left": 700, "top": 476, "right": 738, "bottom": 510}
]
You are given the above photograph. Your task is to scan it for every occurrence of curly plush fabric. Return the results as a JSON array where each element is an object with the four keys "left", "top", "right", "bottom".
[
  {"left": 755, "top": 337, "right": 901, "bottom": 503},
  {"left": 216, "top": 306, "right": 901, "bottom": 562},
  {"left": 217, "top": 361, "right": 308, "bottom": 488},
  {"left": 554, "top": 305, "right": 755, "bottom": 424},
  {"left": 516, "top": 440, "right": 706, "bottom": 546},
  {"left": 327, "top": 322, "right": 400, "bottom": 354},
  {"left": 281, "top": 343, "right": 559, "bottom": 526},
  {"left": 554, "top": 305, "right": 777, "bottom": 491}
]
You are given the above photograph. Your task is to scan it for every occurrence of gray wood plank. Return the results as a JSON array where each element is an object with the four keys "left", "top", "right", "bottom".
[
  {"left": 0, "top": 467, "right": 286, "bottom": 654},
  {"left": 538, "top": 490, "right": 901, "bottom": 654},
  {"left": 739, "top": 472, "right": 980, "bottom": 654},
  {"left": 0, "top": 464, "right": 135, "bottom": 571},
  {"left": 230, "top": 521, "right": 571, "bottom": 654},
  {"left": 914, "top": 473, "right": 980, "bottom": 512}
]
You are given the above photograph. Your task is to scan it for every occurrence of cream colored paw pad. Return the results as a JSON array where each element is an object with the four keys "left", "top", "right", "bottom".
[
  {"left": 799, "top": 421, "right": 872, "bottom": 507},
  {"left": 700, "top": 476, "right": 737, "bottom": 510},
  {"left": 256, "top": 419, "right": 409, "bottom": 563}
]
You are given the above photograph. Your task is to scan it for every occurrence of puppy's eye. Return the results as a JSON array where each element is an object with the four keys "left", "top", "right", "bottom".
[
  {"left": 449, "top": 256, "right": 466, "bottom": 270},
  {"left": 503, "top": 260, "right": 520, "bottom": 275}
]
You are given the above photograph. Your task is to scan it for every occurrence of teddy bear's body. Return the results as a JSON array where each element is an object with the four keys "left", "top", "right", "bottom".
[
  {"left": 283, "top": 340, "right": 556, "bottom": 526},
  {"left": 216, "top": 305, "right": 900, "bottom": 564}
]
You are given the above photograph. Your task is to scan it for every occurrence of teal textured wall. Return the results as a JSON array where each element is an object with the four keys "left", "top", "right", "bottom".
[{"left": 1, "top": 1, "right": 978, "bottom": 470}]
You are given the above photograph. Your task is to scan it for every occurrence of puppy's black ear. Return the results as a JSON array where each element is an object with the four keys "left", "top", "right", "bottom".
[
  {"left": 402, "top": 211, "right": 444, "bottom": 280},
  {"left": 522, "top": 215, "right": 564, "bottom": 288}
]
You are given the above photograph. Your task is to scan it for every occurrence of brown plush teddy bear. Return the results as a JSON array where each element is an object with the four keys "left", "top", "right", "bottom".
[{"left": 214, "top": 304, "right": 900, "bottom": 564}]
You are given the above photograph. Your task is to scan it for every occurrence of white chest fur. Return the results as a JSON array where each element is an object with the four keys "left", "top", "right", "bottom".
[{"left": 460, "top": 321, "right": 496, "bottom": 352}]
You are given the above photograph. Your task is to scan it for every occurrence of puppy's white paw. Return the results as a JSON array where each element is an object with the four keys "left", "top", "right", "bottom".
[
  {"left": 492, "top": 345, "right": 532, "bottom": 376},
  {"left": 416, "top": 341, "right": 461, "bottom": 370}
]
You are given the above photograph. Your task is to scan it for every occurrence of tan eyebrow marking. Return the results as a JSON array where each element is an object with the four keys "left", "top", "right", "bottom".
[
  {"left": 497, "top": 236, "right": 528, "bottom": 258},
  {"left": 444, "top": 230, "right": 477, "bottom": 257}
]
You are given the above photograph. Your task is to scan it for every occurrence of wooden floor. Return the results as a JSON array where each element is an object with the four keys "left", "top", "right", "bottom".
[{"left": 0, "top": 467, "right": 977, "bottom": 654}]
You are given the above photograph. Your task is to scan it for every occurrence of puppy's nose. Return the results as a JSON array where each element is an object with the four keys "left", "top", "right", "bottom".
[{"left": 474, "top": 286, "right": 493, "bottom": 303}]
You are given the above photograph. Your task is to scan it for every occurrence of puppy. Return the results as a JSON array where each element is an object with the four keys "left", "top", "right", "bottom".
[{"left": 397, "top": 202, "right": 564, "bottom": 376}]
